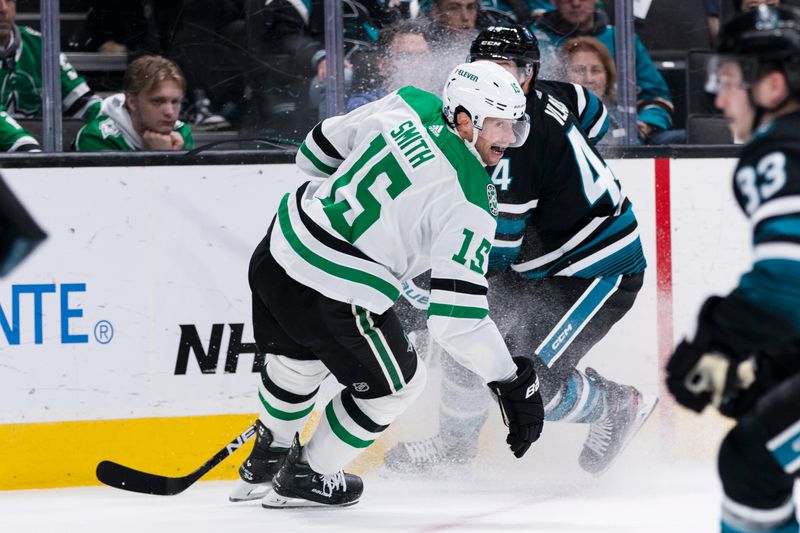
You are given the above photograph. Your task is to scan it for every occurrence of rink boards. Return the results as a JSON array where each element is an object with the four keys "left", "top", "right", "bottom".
[{"left": 0, "top": 158, "right": 745, "bottom": 489}]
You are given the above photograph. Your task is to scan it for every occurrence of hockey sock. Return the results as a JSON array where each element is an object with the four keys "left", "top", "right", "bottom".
[
  {"left": 544, "top": 369, "right": 605, "bottom": 423},
  {"left": 257, "top": 354, "right": 328, "bottom": 448},
  {"left": 305, "top": 361, "right": 426, "bottom": 474}
]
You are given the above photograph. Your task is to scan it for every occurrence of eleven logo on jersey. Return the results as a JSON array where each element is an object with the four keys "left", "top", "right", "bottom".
[{"left": 487, "top": 183, "right": 499, "bottom": 217}]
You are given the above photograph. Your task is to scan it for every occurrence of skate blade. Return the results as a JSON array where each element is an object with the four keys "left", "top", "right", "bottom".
[
  {"left": 261, "top": 489, "right": 360, "bottom": 509},
  {"left": 228, "top": 479, "right": 272, "bottom": 502},
  {"left": 590, "top": 394, "right": 659, "bottom": 477}
]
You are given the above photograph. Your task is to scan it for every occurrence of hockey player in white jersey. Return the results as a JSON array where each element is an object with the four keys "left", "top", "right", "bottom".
[{"left": 229, "top": 60, "right": 544, "bottom": 508}]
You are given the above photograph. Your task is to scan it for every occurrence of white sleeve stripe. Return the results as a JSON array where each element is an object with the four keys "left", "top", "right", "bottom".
[
  {"left": 722, "top": 494, "right": 796, "bottom": 523},
  {"left": 572, "top": 83, "right": 586, "bottom": 115},
  {"left": 511, "top": 215, "right": 607, "bottom": 271},
  {"left": 286, "top": 0, "right": 310, "bottom": 24},
  {"left": 751, "top": 196, "right": 800, "bottom": 227},
  {"left": 9, "top": 135, "right": 39, "bottom": 151},
  {"left": 62, "top": 82, "right": 90, "bottom": 109},
  {"left": 492, "top": 237, "right": 523, "bottom": 248},
  {"left": 498, "top": 199, "right": 538, "bottom": 214},
  {"left": 754, "top": 242, "right": 800, "bottom": 262},
  {"left": 588, "top": 105, "right": 608, "bottom": 139}
]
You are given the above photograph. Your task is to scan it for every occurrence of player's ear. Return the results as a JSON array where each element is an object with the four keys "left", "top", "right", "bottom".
[{"left": 454, "top": 110, "right": 474, "bottom": 142}]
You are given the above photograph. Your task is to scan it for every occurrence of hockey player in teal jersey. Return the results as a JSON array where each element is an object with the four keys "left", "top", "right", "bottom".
[
  {"left": 229, "top": 61, "right": 544, "bottom": 508},
  {"left": 666, "top": 6, "right": 800, "bottom": 533},
  {"left": 0, "top": 1, "right": 101, "bottom": 121},
  {"left": 386, "top": 25, "right": 655, "bottom": 476}
]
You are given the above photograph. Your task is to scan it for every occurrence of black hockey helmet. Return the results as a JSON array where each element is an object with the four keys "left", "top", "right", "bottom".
[
  {"left": 469, "top": 25, "right": 540, "bottom": 83},
  {"left": 709, "top": 5, "right": 800, "bottom": 97}
]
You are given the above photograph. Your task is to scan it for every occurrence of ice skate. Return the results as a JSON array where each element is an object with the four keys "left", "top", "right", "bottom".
[
  {"left": 383, "top": 434, "right": 477, "bottom": 474},
  {"left": 229, "top": 420, "right": 288, "bottom": 502},
  {"left": 262, "top": 435, "right": 363, "bottom": 508},
  {"left": 578, "top": 367, "right": 658, "bottom": 476}
]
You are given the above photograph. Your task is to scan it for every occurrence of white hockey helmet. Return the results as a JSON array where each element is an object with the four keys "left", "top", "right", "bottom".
[{"left": 442, "top": 60, "right": 529, "bottom": 147}]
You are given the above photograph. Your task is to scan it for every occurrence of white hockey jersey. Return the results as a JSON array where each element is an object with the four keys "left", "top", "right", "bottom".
[{"left": 269, "top": 86, "right": 516, "bottom": 383}]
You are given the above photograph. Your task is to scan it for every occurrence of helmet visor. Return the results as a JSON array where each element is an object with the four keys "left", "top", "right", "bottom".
[
  {"left": 477, "top": 113, "right": 530, "bottom": 148},
  {"left": 705, "top": 54, "right": 760, "bottom": 94}
]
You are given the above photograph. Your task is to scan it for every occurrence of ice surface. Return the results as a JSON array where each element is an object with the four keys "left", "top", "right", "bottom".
[{"left": 2, "top": 459, "right": 726, "bottom": 533}]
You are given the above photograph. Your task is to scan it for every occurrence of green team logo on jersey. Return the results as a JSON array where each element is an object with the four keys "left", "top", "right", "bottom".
[{"left": 487, "top": 184, "right": 498, "bottom": 217}]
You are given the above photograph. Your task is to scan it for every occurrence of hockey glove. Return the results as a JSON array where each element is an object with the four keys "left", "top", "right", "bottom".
[
  {"left": 488, "top": 357, "right": 544, "bottom": 458},
  {"left": 666, "top": 339, "right": 756, "bottom": 415}
]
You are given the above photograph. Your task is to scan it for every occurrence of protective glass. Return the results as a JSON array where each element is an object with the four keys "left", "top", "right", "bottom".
[
  {"left": 705, "top": 54, "right": 759, "bottom": 94},
  {"left": 477, "top": 113, "right": 530, "bottom": 148}
]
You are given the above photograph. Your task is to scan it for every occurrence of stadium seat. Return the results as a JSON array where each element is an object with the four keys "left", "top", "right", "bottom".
[{"left": 686, "top": 114, "right": 733, "bottom": 145}]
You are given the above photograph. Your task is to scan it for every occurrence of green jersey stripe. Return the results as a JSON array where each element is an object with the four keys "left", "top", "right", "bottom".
[
  {"left": 300, "top": 142, "right": 337, "bottom": 175},
  {"left": 427, "top": 303, "right": 489, "bottom": 319},
  {"left": 259, "top": 390, "right": 314, "bottom": 421},
  {"left": 326, "top": 402, "right": 374, "bottom": 448},
  {"left": 355, "top": 307, "right": 403, "bottom": 391},
  {"left": 277, "top": 194, "right": 400, "bottom": 301}
]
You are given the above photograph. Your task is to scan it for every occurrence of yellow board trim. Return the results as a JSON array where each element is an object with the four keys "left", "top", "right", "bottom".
[
  {"left": 0, "top": 414, "right": 258, "bottom": 490},
  {"left": 0, "top": 410, "right": 388, "bottom": 491}
]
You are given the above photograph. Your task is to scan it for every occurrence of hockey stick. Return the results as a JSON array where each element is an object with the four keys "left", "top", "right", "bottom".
[{"left": 96, "top": 422, "right": 257, "bottom": 496}]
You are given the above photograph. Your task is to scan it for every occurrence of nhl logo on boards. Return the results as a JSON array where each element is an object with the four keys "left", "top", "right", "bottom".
[{"left": 487, "top": 184, "right": 499, "bottom": 216}]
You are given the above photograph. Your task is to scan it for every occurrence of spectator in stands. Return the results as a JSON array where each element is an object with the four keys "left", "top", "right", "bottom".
[
  {"left": 479, "top": 1, "right": 554, "bottom": 25},
  {"left": 74, "top": 55, "right": 193, "bottom": 151},
  {"left": 347, "top": 19, "right": 434, "bottom": 111},
  {"left": 0, "top": 104, "right": 38, "bottom": 151},
  {"left": 85, "top": 0, "right": 178, "bottom": 56},
  {"left": 559, "top": 36, "right": 622, "bottom": 143},
  {"left": 533, "top": 0, "right": 676, "bottom": 144},
  {"left": 0, "top": 0, "right": 101, "bottom": 121}
]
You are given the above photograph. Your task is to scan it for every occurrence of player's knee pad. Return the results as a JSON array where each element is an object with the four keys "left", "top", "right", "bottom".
[
  {"left": 263, "top": 353, "right": 329, "bottom": 395},
  {"left": 352, "top": 355, "right": 427, "bottom": 425},
  {"left": 718, "top": 420, "right": 796, "bottom": 510}
]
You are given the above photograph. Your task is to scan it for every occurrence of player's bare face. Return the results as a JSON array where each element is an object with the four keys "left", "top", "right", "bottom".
[
  {"left": 567, "top": 51, "right": 607, "bottom": 100},
  {"left": 475, "top": 117, "right": 517, "bottom": 166},
  {"left": 129, "top": 80, "right": 184, "bottom": 136},
  {"left": 713, "top": 61, "right": 756, "bottom": 142},
  {"left": 433, "top": 0, "right": 478, "bottom": 32},
  {"left": 0, "top": 0, "right": 16, "bottom": 44},
  {"left": 555, "top": 0, "right": 595, "bottom": 26}
]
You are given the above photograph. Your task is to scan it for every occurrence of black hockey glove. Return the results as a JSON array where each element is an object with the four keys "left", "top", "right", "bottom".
[
  {"left": 666, "top": 340, "right": 755, "bottom": 415},
  {"left": 488, "top": 357, "right": 544, "bottom": 458}
]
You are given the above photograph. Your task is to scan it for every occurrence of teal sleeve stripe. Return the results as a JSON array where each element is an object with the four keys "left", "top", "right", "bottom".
[
  {"left": 426, "top": 303, "right": 489, "bottom": 319},
  {"left": 738, "top": 259, "right": 800, "bottom": 331},
  {"left": 496, "top": 218, "right": 525, "bottom": 235},
  {"left": 488, "top": 246, "right": 520, "bottom": 271},
  {"left": 259, "top": 390, "right": 315, "bottom": 421},
  {"left": 755, "top": 216, "right": 800, "bottom": 243},
  {"left": 277, "top": 194, "right": 400, "bottom": 302},
  {"left": 299, "top": 142, "right": 337, "bottom": 175},
  {"left": 325, "top": 402, "right": 374, "bottom": 449},
  {"left": 582, "top": 91, "right": 599, "bottom": 130}
]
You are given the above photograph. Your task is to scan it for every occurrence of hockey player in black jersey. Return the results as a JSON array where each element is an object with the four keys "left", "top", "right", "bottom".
[
  {"left": 386, "top": 25, "right": 657, "bottom": 475},
  {"left": 666, "top": 6, "right": 800, "bottom": 532}
]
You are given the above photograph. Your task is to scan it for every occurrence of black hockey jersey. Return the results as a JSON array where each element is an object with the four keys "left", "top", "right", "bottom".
[
  {"left": 488, "top": 81, "right": 646, "bottom": 279},
  {"left": 727, "top": 110, "right": 800, "bottom": 336}
]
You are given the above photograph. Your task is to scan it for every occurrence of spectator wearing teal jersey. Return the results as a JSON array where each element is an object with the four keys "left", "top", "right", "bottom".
[
  {"left": 0, "top": 0, "right": 101, "bottom": 121},
  {"left": 533, "top": 0, "right": 676, "bottom": 143}
]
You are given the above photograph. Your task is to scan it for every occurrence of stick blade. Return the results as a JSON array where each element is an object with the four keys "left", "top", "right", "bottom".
[{"left": 96, "top": 460, "right": 190, "bottom": 496}]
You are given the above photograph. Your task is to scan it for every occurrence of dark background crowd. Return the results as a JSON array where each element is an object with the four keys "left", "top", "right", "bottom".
[{"left": 7, "top": 0, "right": 800, "bottom": 150}]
